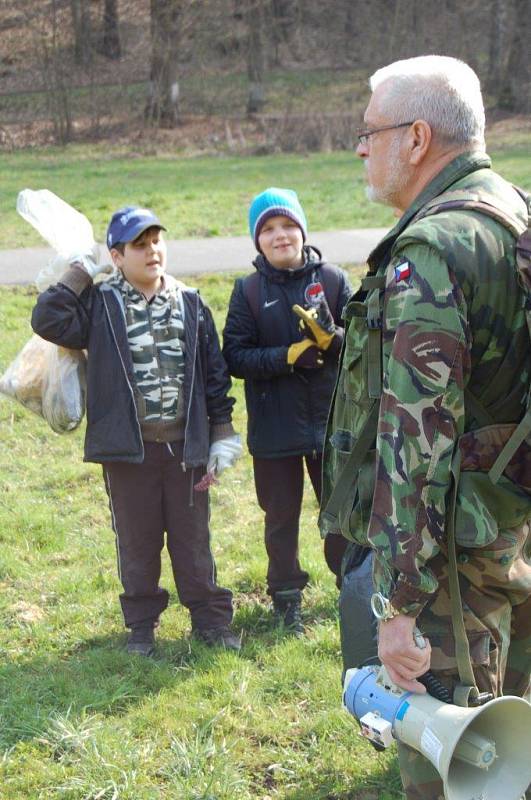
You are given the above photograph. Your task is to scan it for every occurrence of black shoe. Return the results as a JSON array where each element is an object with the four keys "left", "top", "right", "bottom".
[
  {"left": 127, "top": 624, "right": 155, "bottom": 657},
  {"left": 193, "top": 626, "right": 241, "bottom": 652},
  {"left": 273, "top": 589, "right": 304, "bottom": 636}
]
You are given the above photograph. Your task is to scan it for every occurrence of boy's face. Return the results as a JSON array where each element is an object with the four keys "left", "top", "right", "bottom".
[
  {"left": 111, "top": 227, "right": 167, "bottom": 296},
  {"left": 257, "top": 214, "right": 304, "bottom": 270}
]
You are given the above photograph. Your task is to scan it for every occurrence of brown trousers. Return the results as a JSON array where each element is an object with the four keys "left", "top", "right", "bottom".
[{"left": 103, "top": 440, "right": 233, "bottom": 631}]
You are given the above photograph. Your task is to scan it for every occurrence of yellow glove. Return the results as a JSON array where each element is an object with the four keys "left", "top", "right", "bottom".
[
  {"left": 287, "top": 338, "right": 324, "bottom": 368},
  {"left": 292, "top": 301, "right": 337, "bottom": 351}
]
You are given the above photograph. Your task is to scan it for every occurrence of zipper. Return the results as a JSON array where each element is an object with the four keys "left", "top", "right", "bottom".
[
  {"left": 146, "top": 302, "right": 164, "bottom": 421},
  {"left": 181, "top": 293, "right": 199, "bottom": 472},
  {"left": 102, "top": 290, "right": 144, "bottom": 460}
]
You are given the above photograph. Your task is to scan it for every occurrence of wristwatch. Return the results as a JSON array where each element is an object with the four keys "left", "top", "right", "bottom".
[{"left": 371, "top": 592, "right": 400, "bottom": 622}]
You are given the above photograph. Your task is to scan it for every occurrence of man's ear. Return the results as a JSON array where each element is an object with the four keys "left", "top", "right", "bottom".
[{"left": 407, "top": 119, "right": 432, "bottom": 165}]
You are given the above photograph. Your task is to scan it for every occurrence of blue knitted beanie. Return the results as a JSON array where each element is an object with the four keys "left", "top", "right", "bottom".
[{"left": 249, "top": 187, "right": 307, "bottom": 251}]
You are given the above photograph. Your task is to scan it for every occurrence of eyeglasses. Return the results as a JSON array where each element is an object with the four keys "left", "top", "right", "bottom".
[{"left": 356, "top": 121, "right": 415, "bottom": 145}]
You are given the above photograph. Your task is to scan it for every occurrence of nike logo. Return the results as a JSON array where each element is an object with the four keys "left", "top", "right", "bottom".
[{"left": 263, "top": 299, "right": 279, "bottom": 308}]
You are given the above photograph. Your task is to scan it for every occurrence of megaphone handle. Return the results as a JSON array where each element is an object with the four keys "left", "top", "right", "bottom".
[
  {"left": 412, "top": 626, "right": 451, "bottom": 701},
  {"left": 418, "top": 671, "right": 452, "bottom": 703}
]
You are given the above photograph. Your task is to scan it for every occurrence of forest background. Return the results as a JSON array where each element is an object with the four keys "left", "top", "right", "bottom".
[{"left": 0, "top": 0, "right": 529, "bottom": 151}]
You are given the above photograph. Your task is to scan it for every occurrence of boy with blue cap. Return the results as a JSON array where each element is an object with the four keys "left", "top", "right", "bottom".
[
  {"left": 32, "top": 205, "right": 242, "bottom": 656},
  {"left": 223, "top": 188, "right": 351, "bottom": 633}
]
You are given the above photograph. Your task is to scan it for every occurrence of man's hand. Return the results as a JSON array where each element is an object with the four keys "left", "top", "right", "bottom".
[{"left": 378, "top": 614, "right": 431, "bottom": 693}]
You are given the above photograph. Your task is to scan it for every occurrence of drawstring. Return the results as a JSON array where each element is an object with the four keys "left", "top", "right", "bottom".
[
  {"left": 189, "top": 468, "right": 195, "bottom": 507},
  {"left": 166, "top": 442, "right": 175, "bottom": 456}
]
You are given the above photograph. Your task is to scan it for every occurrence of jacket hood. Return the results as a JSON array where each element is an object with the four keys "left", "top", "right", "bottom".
[{"left": 252, "top": 244, "right": 324, "bottom": 284}]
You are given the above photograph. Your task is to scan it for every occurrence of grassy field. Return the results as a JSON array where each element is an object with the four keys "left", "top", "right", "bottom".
[
  {"left": 0, "top": 267, "right": 408, "bottom": 800},
  {"left": 1, "top": 132, "right": 530, "bottom": 249}
]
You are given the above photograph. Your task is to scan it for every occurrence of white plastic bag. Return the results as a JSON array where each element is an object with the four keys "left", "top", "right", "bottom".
[
  {"left": 0, "top": 189, "right": 95, "bottom": 433},
  {"left": 0, "top": 335, "right": 86, "bottom": 432},
  {"left": 17, "top": 189, "right": 106, "bottom": 291}
]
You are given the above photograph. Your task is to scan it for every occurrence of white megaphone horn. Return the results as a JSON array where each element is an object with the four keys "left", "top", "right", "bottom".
[{"left": 343, "top": 666, "right": 531, "bottom": 800}]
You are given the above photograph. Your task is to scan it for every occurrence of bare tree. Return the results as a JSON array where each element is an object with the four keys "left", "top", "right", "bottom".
[
  {"left": 102, "top": 0, "right": 121, "bottom": 60},
  {"left": 146, "top": 0, "right": 182, "bottom": 126},
  {"left": 70, "top": 0, "right": 92, "bottom": 65},
  {"left": 497, "top": 0, "right": 530, "bottom": 111},
  {"left": 246, "top": 0, "right": 266, "bottom": 114},
  {"left": 270, "top": 0, "right": 299, "bottom": 65},
  {"left": 45, "top": 0, "right": 74, "bottom": 142},
  {"left": 487, "top": 0, "right": 511, "bottom": 96}
]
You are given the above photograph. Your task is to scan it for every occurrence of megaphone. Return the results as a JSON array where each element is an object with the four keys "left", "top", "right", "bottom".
[{"left": 343, "top": 665, "right": 531, "bottom": 800}]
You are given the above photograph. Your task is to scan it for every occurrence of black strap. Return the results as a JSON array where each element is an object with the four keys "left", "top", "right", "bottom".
[{"left": 242, "top": 272, "right": 261, "bottom": 320}]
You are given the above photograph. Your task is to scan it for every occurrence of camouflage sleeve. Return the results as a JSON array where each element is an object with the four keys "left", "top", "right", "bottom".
[{"left": 368, "top": 242, "right": 470, "bottom": 617}]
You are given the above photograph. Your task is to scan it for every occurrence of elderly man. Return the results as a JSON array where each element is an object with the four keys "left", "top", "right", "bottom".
[{"left": 321, "top": 56, "right": 531, "bottom": 799}]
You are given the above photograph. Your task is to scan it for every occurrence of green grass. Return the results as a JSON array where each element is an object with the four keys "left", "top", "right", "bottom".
[
  {"left": 1, "top": 136, "right": 530, "bottom": 249},
  {"left": 0, "top": 268, "right": 405, "bottom": 799}
]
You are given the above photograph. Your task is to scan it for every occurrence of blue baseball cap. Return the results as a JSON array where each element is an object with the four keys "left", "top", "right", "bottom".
[
  {"left": 106, "top": 206, "right": 166, "bottom": 249},
  {"left": 249, "top": 187, "right": 307, "bottom": 251}
]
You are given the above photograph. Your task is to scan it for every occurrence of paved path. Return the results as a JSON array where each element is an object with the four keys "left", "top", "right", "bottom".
[{"left": 0, "top": 228, "right": 388, "bottom": 285}]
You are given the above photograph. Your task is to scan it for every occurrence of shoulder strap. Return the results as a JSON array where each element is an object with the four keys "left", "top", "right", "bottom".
[
  {"left": 414, "top": 188, "right": 527, "bottom": 239},
  {"left": 242, "top": 271, "right": 261, "bottom": 320},
  {"left": 319, "top": 263, "right": 342, "bottom": 316}
]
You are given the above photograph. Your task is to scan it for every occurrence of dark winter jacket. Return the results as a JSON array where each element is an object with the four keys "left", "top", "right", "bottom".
[
  {"left": 31, "top": 266, "right": 235, "bottom": 466},
  {"left": 222, "top": 247, "right": 351, "bottom": 458}
]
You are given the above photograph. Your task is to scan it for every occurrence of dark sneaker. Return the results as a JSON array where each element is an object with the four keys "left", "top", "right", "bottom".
[
  {"left": 193, "top": 626, "right": 241, "bottom": 652},
  {"left": 273, "top": 589, "right": 304, "bottom": 636},
  {"left": 127, "top": 624, "right": 155, "bottom": 657}
]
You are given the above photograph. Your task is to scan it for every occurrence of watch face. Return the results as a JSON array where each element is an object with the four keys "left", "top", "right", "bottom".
[{"left": 370, "top": 592, "right": 388, "bottom": 620}]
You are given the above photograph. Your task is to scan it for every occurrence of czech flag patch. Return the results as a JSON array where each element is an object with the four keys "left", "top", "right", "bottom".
[{"left": 394, "top": 260, "right": 411, "bottom": 282}]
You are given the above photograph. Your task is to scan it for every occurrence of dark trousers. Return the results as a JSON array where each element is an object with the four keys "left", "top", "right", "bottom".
[
  {"left": 103, "top": 440, "right": 233, "bottom": 631},
  {"left": 253, "top": 453, "right": 322, "bottom": 595}
]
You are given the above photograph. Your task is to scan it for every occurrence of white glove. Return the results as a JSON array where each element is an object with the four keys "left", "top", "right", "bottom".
[
  {"left": 207, "top": 434, "right": 243, "bottom": 477},
  {"left": 68, "top": 246, "right": 110, "bottom": 279}
]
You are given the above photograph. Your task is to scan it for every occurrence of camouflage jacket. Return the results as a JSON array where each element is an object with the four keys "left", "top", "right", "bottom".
[{"left": 322, "top": 151, "right": 530, "bottom": 616}]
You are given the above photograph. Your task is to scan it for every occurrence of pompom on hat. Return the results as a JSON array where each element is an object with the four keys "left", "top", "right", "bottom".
[{"left": 249, "top": 187, "right": 307, "bottom": 251}]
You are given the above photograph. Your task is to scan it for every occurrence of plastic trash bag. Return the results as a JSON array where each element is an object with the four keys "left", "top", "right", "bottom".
[
  {"left": 17, "top": 188, "right": 107, "bottom": 292},
  {"left": 0, "top": 334, "right": 86, "bottom": 433},
  {"left": 0, "top": 189, "right": 94, "bottom": 432}
]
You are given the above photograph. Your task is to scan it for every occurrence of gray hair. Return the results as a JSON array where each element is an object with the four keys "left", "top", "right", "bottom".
[{"left": 370, "top": 55, "right": 485, "bottom": 150}]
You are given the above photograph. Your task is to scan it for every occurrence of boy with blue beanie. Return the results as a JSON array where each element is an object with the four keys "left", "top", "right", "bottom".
[
  {"left": 32, "top": 205, "right": 242, "bottom": 656},
  {"left": 223, "top": 188, "right": 352, "bottom": 633}
]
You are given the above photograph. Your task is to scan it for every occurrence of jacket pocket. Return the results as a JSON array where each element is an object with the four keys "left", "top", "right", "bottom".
[
  {"left": 455, "top": 471, "right": 531, "bottom": 549},
  {"left": 331, "top": 444, "right": 375, "bottom": 546},
  {"left": 341, "top": 302, "right": 367, "bottom": 404}
]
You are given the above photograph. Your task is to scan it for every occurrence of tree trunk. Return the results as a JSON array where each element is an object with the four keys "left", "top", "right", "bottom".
[
  {"left": 102, "top": 0, "right": 121, "bottom": 60},
  {"left": 270, "top": 0, "right": 299, "bottom": 64},
  {"left": 246, "top": 0, "right": 266, "bottom": 114},
  {"left": 146, "top": 0, "right": 181, "bottom": 127},
  {"left": 70, "top": 0, "right": 92, "bottom": 65},
  {"left": 487, "top": 0, "right": 510, "bottom": 96},
  {"left": 498, "top": 0, "right": 530, "bottom": 111}
]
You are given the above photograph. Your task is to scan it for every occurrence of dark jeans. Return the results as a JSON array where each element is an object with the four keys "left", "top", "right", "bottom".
[
  {"left": 103, "top": 440, "right": 233, "bottom": 631},
  {"left": 253, "top": 453, "right": 322, "bottom": 595}
]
